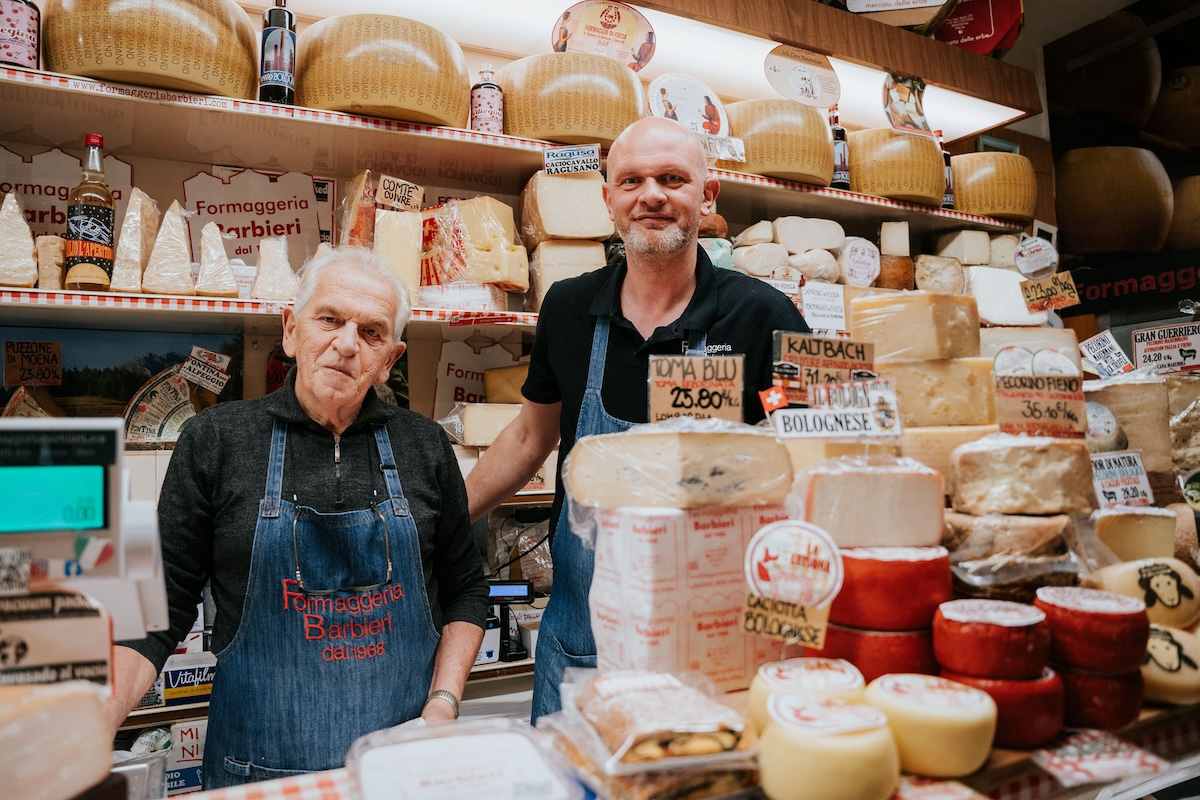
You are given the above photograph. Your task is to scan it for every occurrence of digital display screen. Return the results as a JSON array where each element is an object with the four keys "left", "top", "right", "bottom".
[
  {"left": 0, "top": 465, "right": 107, "bottom": 533},
  {"left": 487, "top": 580, "right": 534, "bottom": 603}
]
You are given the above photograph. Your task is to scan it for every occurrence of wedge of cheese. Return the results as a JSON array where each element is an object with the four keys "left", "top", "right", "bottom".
[
  {"left": 484, "top": 364, "right": 529, "bottom": 404},
  {"left": 937, "top": 230, "right": 991, "bottom": 266},
  {"left": 141, "top": 200, "right": 195, "bottom": 295},
  {"left": 966, "top": 267, "right": 1048, "bottom": 326},
  {"left": 734, "top": 242, "right": 788, "bottom": 277},
  {"left": 733, "top": 220, "right": 773, "bottom": 247},
  {"left": 1093, "top": 506, "right": 1178, "bottom": 563},
  {"left": 460, "top": 403, "right": 522, "bottom": 447},
  {"left": 772, "top": 216, "right": 845, "bottom": 254},
  {"left": 528, "top": 240, "right": 606, "bottom": 311},
  {"left": 0, "top": 682, "right": 111, "bottom": 800},
  {"left": 876, "top": 358, "right": 995, "bottom": 427},
  {"left": 35, "top": 235, "right": 65, "bottom": 289},
  {"left": 788, "top": 249, "right": 839, "bottom": 283},
  {"left": 518, "top": 170, "right": 613, "bottom": 251},
  {"left": 109, "top": 187, "right": 160, "bottom": 293},
  {"left": 422, "top": 197, "right": 528, "bottom": 291},
  {"left": 250, "top": 236, "right": 299, "bottom": 301},
  {"left": 951, "top": 434, "right": 1097, "bottom": 516},
  {"left": 850, "top": 292, "right": 980, "bottom": 362},
  {"left": 374, "top": 207, "right": 422, "bottom": 305},
  {"left": 914, "top": 255, "right": 965, "bottom": 295},
  {"left": 0, "top": 192, "right": 37, "bottom": 288},
  {"left": 339, "top": 169, "right": 376, "bottom": 247},
  {"left": 195, "top": 222, "right": 238, "bottom": 298}
]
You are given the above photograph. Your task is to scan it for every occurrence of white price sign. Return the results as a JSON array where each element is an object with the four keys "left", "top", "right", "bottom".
[
  {"left": 1091, "top": 449, "right": 1153, "bottom": 509},
  {"left": 1079, "top": 330, "right": 1134, "bottom": 377},
  {"left": 799, "top": 282, "right": 846, "bottom": 332},
  {"left": 1131, "top": 322, "right": 1200, "bottom": 374},
  {"left": 543, "top": 144, "right": 601, "bottom": 175}
]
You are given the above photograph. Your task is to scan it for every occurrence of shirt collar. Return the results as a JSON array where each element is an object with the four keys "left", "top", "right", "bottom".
[
  {"left": 265, "top": 367, "right": 392, "bottom": 431},
  {"left": 588, "top": 244, "right": 720, "bottom": 338}
]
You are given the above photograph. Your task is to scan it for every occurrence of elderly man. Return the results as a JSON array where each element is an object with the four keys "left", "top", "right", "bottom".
[
  {"left": 466, "top": 117, "right": 810, "bottom": 721},
  {"left": 109, "top": 247, "right": 487, "bottom": 788}
]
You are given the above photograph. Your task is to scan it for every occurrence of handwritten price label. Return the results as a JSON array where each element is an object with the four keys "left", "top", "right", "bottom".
[
  {"left": 1020, "top": 271, "right": 1080, "bottom": 312},
  {"left": 772, "top": 331, "right": 874, "bottom": 406},
  {"left": 1091, "top": 450, "right": 1154, "bottom": 509},
  {"left": 3, "top": 341, "right": 63, "bottom": 387},
  {"left": 648, "top": 355, "right": 743, "bottom": 422},
  {"left": 993, "top": 374, "right": 1086, "bottom": 439}
]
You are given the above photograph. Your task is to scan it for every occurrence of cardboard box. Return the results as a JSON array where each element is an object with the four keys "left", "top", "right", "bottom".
[
  {"left": 161, "top": 652, "right": 217, "bottom": 708},
  {"left": 166, "top": 719, "right": 207, "bottom": 795}
]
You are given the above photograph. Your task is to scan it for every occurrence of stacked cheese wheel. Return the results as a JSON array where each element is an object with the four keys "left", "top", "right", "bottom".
[
  {"left": 1085, "top": 372, "right": 1175, "bottom": 500},
  {"left": 933, "top": 599, "right": 1062, "bottom": 748},
  {"left": 729, "top": 216, "right": 847, "bottom": 286}
]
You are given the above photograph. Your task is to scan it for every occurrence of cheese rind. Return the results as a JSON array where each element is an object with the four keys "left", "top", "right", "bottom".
[
  {"left": 109, "top": 187, "right": 160, "bottom": 293},
  {"left": 772, "top": 216, "right": 845, "bottom": 254},
  {"left": 900, "top": 425, "right": 999, "bottom": 496},
  {"left": 567, "top": 425, "right": 793, "bottom": 508},
  {"left": 141, "top": 200, "right": 195, "bottom": 295},
  {"left": 0, "top": 192, "right": 37, "bottom": 288},
  {"left": 965, "top": 266, "right": 1049, "bottom": 326},
  {"left": 933, "top": 599, "right": 1050, "bottom": 680},
  {"left": 876, "top": 255, "right": 914, "bottom": 290},
  {"left": 1092, "top": 507, "right": 1178, "bottom": 563},
  {"left": 938, "top": 668, "right": 1064, "bottom": 749},
  {"left": 937, "top": 230, "right": 991, "bottom": 266},
  {"left": 801, "top": 625, "right": 936, "bottom": 684},
  {"left": 748, "top": 659, "right": 866, "bottom": 733},
  {"left": 1058, "top": 666, "right": 1144, "bottom": 730},
  {"left": 876, "top": 358, "right": 995, "bottom": 427},
  {"left": 850, "top": 292, "right": 980, "bottom": 362},
  {"left": 951, "top": 434, "right": 1096, "bottom": 515},
  {"left": 35, "top": 235, "right": 65, "bottom": 289},
  {"left": 195, "top": 222, "right": 239, "bottom": 297},
  {"left": 422, "top": 197, "right": 529, "bottom": 291},
  {"left": 831, "top": 547, "right": 951, "bottom": 631},
  {"left": 374, "top": 208, "right": 422, "bottom": 305},
  {"left": 249, "top": 236, "right": 298, "bottom": 301},
  {"left": 1085, "top": 374, "right": 1173, "bottom": 473},
  {"left": 483, "top": 364, "right": 529, "bottom": 404},
  {"left": 732, "top": 220, "right": 773, "bottom": 247},
  {"left": 942, "top": 511, "right": 1074, "bottom": 558},
  {"left": 518, "top": 170, "right": 613, "bottom": 251},
  {"left": 1034, "top": 586, "right": 1150, "bottom": 673},
  {"left": 913, "top": 254, "right": 965, "bottom": 295},
  {"left": 528, "top": 240, "right": 606, "bottom": 311}
]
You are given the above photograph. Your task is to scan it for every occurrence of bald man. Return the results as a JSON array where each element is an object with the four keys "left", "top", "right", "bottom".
[{"left": 466, "top": 117, "right": 810, "bottom": 720}]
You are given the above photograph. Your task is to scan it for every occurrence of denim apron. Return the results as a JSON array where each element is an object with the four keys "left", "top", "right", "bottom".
[
  {"left": 202, "top": 421, "right": 440, "bottom": 788},
  {"left": 531, "top": 316, "right": 706, "bottom": 722}
]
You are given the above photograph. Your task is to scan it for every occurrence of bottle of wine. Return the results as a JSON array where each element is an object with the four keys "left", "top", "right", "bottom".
[
  {"left": 258, "top": 0, "right": 295, "bottom": 105},
  {"left": 830, "top": 104, "right": 850, "bottom": 190},
  {"left": 936, "top": 129, "right": 955, "bottom": 210},
  {"left": 0, "top": 0, "right": 40, "bottom": 69},
  {"left": 63, "top": 133, "right": 115, "bottom": 292},
  {"left": 470, "top": 63, "right": 504, "bottom": 134}
]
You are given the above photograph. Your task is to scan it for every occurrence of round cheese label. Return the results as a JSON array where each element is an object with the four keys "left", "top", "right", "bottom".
[
  {"left": 992, "top": 346, "right": 1034, "bottom": 377},
  {"left": 842, "top": 546, "right": 949, "bottom": 563},
  {"left": 1036, "top": 585, "right": 1147, "bottom": 615},
  {"left": 648, "top": 73, "right": 729, "bottom": 137},
  {"left": 551, "top": 1, "right": 655, "bottom": 72},
  {"left": 757, "top": 658, "right": 864, "bottom": 691},
  {"left": 763, "top": 45, "right": 841, "bottom": 108},
  {"left": 1014, "top": 234, "right": 1059, "bottom": 279},
  {"left": 875, "top": 674, "right": 992, "bottom": 708},
  {"left": 767, "top": 696, "right": 886, "bottom": 735},
  {"left": 841, "top": 241, "right": 880, "bottom": 285},
  {"left": 123, "top": 366, "right": 197, "bottom": 444},
  {"left": 1086, "top": 402, "right": 1126, "bottom": 452},
  {"left": 939, "top": 598, "right": 1046, "bottom": 627},
  {"left": 745, "top": 520, "right": 843, "bottom": 607},
  {"left": 1032, "top": 348, "right": 1082, "bottom": 378}
]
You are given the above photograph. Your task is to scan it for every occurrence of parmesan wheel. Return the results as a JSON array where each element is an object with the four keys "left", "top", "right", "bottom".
[
  {"left": 1055, "top": 147, "right": 1173, "bottom": 255},
  {"left": 716, "top": 100, "right": 833, "bottom": 186},
  {"left": 43, "top": 0, "right": 257, "bottom": 98},
  {"left": 951, "top": 152, "right": 1038, "bottom": 223},
  {"left": 1148, "top": 67, "right": 1200, "bottom": 149},
  {"left": 496, "top": 53, "right": 645, "bottom": 147},
  {"left": 1166, "top": 176, "right": 1200, "bottom": 253},
  {"left": 848, "top": 128, "right": 944, "bottom": 206},
  {"left": 297, "top": 15, "right": 470, "bottom": 127}
]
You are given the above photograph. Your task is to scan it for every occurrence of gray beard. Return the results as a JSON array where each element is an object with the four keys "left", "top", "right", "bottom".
[{"left": 622, "top": 221, "right": 694, "bottom": 255}]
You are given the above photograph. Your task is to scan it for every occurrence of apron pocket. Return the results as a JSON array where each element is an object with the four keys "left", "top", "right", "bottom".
[{"left": 223, "top": 756, "right": 309, "bottom": 781}]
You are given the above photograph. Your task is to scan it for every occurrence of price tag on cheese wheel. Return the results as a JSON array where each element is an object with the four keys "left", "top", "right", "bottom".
[
  {"left": 1092, "top": 449, "right": 1154, "bottom": 509},
  {"left": 647, "top": 354, "right": 743, "bottom": 423},
  {"left": 771, "top": 332, "right": 875, "bottom": 407},
  {"left": 743, "top": 520, "right": 842, "bottom": 647},
  {"left": 1020, "top": 271, "right": 1080, "bottom": 313},
  {"left": 1031, "top": 730, "right": 1169, "bottom": 789},
  {"left": 993, "top": 373, "right": 1087, "bottom": 439},
  {"left": 3, "top": 341, "right": 62, "bottom": 387}
]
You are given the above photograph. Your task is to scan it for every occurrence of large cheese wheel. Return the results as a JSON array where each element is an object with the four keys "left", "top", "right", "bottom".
[
  {"left": 1166, "top": 176, "right": 1200, "bottom": 253},
  {"left": 1034, "top": 586, "right": 1150, "bottom": 673},
  {"left": 847, "top": 129, "right": 944, "bottom": 206},
  {"left": 715, "top": 100, "right": 832, "bottom": 186},
  {"left": 43, "top": 0, "right": 257, "bottom": 98},
  {"left": 830, "top": 547, "right": 951, "bottom": 631},
  {"left": 950, "top": 152, "right": 1038, "bottom": 223},
  {"left": 801, "top": 623, "right": 936, "bottom": 684},
  {"left": 747, "top": 658, "right": 866, "bottom": 733},
  {"left": 1058, "top": 666, "right": 1143, "bottom": 731},
  {"left": 496, "top": 53, "right": 645, "bottom": 148},
  {"left": 862, "top": 674, "right": 997, "bottom": 778},
  {"left": 933, "top": 599, "right": 1049, "bottom": 679},
  {"left": 1147, "top": 66, "right": 1200, "bottom": 149},
  {"left": 1055, "top": 147, "right": 1173, "bottom": 255},
  {"left": 1144, "top": 625, "right": 1200, "bottom": 705},
  {"left": 939, "top": 668, "right": 1064, "bottom": 749},
  {"left": 297, "top": 15, "right": 470, "bottom": 127}
]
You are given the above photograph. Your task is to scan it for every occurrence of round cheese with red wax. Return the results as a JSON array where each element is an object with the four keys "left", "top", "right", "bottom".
[
  {"left": 938, "top": 667, "right": 1064, "bottom": 749},
  {"left": 1034, "top": 586, "right": 1150, "bottom": 673},
  {"left": 1058, "top": 666, "right": 1143, "bottom": 730},
  {"left": 933, "top": 599, "right": 1050, "bottom": 679},
  {"left": 802, "top": 623, "right": 936, "bottom": 684},
  {"left": 831, "top": 547, "right": 952, "bottom": 631}
]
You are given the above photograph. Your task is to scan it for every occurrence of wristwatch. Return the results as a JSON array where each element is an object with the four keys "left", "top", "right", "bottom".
[{"left": 425, "top": 689, "right": 460, "bottom": 719}]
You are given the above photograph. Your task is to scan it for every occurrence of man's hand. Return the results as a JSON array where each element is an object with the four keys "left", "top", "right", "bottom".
[{"left": 421, "top": 696, "right": 458, "bottom": 725}]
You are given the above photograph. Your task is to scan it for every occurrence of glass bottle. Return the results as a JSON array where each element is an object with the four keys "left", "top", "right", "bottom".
[
  {"left": 63, "top": 133, "right": 115, "bottom": 292},
  {"left": 830, "top": 104, "right": 850, "bottom": 190},
  {"left": 470, "top": 63, "right": 504, "bottom": 134},
  {"left": 0, "top": 0, "right": 40, "bottom": 70},
  {"left": 258, "top": 0, "right": 295, "bottom": 105},
  {"left": 936, "top": 129, "right": 955, "bottom": 210}
]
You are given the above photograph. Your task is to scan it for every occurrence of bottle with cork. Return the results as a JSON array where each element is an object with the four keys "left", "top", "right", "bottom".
[
  {"left": 63, "top": 133, "right": 115, "bottom": 292},
  {"left": 470, "top": 63, "right": 504, "bottom": 134},
  {"left": 258, "top": 0, "right": 295, "bottom": 105},
  {"left": 829, "top": 104, "right": 850, "bottom": 190}
]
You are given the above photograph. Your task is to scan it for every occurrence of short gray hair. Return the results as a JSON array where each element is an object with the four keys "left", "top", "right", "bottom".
[{"left": 294, "top": 246, "right": 412, "bottom": 344}]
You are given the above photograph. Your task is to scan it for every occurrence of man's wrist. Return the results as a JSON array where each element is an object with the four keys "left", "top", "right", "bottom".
[{"left": 425, "top": 689, "right": 460, "bottom": 719}]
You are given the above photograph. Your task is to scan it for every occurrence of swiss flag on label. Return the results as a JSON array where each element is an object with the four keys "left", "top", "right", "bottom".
[{"left": 760, "top": 386, "right": 789, "bottom": 414}]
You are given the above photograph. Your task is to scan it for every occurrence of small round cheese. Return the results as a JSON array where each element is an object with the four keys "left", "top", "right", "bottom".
[
  {"left": 939, "top": 667, "right": 1064, "bottom": 749},
  {"left": 836, "top": 237, "right": 880, "bottom": 287},
  {"left": 1058, "top": 666, "right": 1143, "bottom": 730},
  {"left": 748, "top": 658, "right": 866, "bottom": 733},
  {"left": 1143, "top": 624, "right": 1200, "bottom": 705},
  {"left": 1086, "top": 557, "right": 1200, "bottom": 629},
  {"left": 717, "top": 99, "right": 833, "bottom": 185},
  {"left": 848, "top": 129, "right": 945, "bottom": 206},
  {"left": 950, "top": 152, "right": 1038, "bottom": 223},
  {"left": 803, "top": 624, "right": 936, "bottom": 684},
  {"left": 759, "top": 697, "right": 899, "bottom": 800},
  {"left": 933, "top": 599, "right": 1050, "bottom": 680},
  {"left": 831, "top": 547, "right": 951, "bottom": 631},
  {"left": 1034, "top": 586, "right": 1150, "bottom": 673},
  {"left": 1085, "top": 402, "right": 1127, "bottom": 453},
  {"left": 863, "top": 674, "right": 996, "bottom": 778}
]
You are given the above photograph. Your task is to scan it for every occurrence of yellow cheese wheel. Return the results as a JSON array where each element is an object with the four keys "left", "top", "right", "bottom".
[
  {"left": 715, "top": 99, "right": 832, "bottom": 186},
  {"left": 43, "top": 0, "right": 256, "bottom": 98},
  {"left": 1148, "top": 67, "right": 1200, "bottom": 149},
  {"left": 847, "top": 128, "right": 944, "bottom": 206},
  {"left": 950, "top": 152, "right": 1038, "bottom": 223},
  {"left": 495, "top": 53, "right": 645, "bottom": 148},
  {"left": 1056, "top": 147, "right": 1173, "bottom": 255},
  {"left": 296, "top": 15, "right": 470, "bottom": 127},
  {"left": 1166, "top": 176, "right": 1200, "bottom": 253}
]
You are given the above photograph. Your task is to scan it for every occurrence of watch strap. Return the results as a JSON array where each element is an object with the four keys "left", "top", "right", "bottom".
[{"left": 425, "top": 689, "right": 460, "bottom": 718}]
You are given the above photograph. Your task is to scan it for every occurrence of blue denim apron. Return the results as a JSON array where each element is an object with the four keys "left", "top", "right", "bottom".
[
  {"left": 531, "top": 316, "right": 705, "bottom": 722},
  {"left": 202, "top": 421, "right": 439, "bottom": 788}
]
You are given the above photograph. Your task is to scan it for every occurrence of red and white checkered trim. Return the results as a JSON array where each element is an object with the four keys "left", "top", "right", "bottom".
[
  {"left": 1130, "top": 712, "right": 1200, "bottom": 760},
  {"left": 194, "top": 768, "right": 350, "bottom": 800},
  {"left": 985, "top": 770, "right": 1062, "bottom": 800}
]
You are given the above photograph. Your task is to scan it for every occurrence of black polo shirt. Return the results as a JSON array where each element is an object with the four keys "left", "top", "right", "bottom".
[{"left": 522, "top": 246, "right": 810, "bottom": 532}]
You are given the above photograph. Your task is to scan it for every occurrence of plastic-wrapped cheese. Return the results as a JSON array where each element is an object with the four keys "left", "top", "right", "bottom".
[
  {"left": 141, "top": 200, "right": 195, "bottom": 296},
  {"left": 913, "top": 255, "right": 965, "bottom": 295},
  {"left": 43, "top": 0, "right": 257, "bottom": 98},
  {"left": 773, "top": 217, "right": 844, "bottom": 254},
  {"left": 848, "top": 129, "right": 944, "bottom": 206},
  {"left": 374, "top": 208, "right": 422, "bottom": 305},
  {"left": 950, "top": 153, "right": 1038, "bottom": 223},
  {"left": 297, "top": 14, "right": 470, "bottom": 127},
  {"left": 109, "top": 188, "right": 160, "bottom": 294},
  {"left": 836, "top": 237, "right": 880, "bottom": 287},
  {"left": 195, "top": 222, "right": 238, "bottom": 298},
  {"left": 939, "top": 668, "right": 1064, "bottom": 749},
  {"left": 831, "top": 547, "right": 951, "bottom": 631},
  {"left": 732, "top": 220, "right": 773, "bottom": 247},
  {"left": 849, "top": 292, "right": 979, "bottom": 362},
  {"left": 715, "top": 99, "right": 833, "bottom": 185},
  {"left": 876, "top": 358, "right": 995, "bottom": 428},
  {"left": 459, "top": 403, "right": 521, "bottom": 447},
  {"left": 933, "top": 599, "right": 1050, "bottom": 679},
  {"left": 759, "top": 697, "right": 899, "bottom": 800},
  {"left": 733, "top": 242, "right": 789, "bottom": 277},
  {"left": 863, "top": 674, "right": 996, "bottom": 778},
  {"left": 0, "top": 192, "right": 37, "bottom": 288},
  {"left": 1056, "top": 146, "right": 1172, "bottom": 255},
  {"left": 1143, "top": 625, "right": 1200, "bottom": 705},
  {"left": 250, "top": 236, "right": 298, "bottom": 301},
  {"left": 518, "top": 170, "right": 613, "bottom": 252},
  {"left": 951, "top": 434, "right": 1096, "bottom": 516},
  {"left": 340, "top": 170, "right": 376, "bottom": 247},
  {"left": 35, "top": 235, "right": 64, "bottom": 289},
  {"left": 1086, "top": 557, "right": 1200, "bottom": 629},
  {"left": 966, "top": 267, "right": 1049, "bottom": 326},
  {"left": 528, "top": 240, "right": 606, "bottom": 311},
  {"left": 496, "top": 53, "right": 645, "bottom": 147},
  {"left": 1084, "top": 373, "right": 1172, "bottom": 473},
  {"left": 1034, "top": 586, "right": 1149, "bottom": 673},
  {"left": 900, "top": 426, "right": 999, "bottom": 497},
  {"left": 1092, "top": 507, "right": 1178, "bottom": 563},
  {"left": 787, "top": 249, "right": 839, "bottom": 283},
  {"left": 421, "top": 197, "right": 528, "bottom": 292},
  {"left": 747, "top": 659, "right": 865, "bottom": 733},
  {"left": 942, "top": 511, "right": 1075, "bottom": 558}
]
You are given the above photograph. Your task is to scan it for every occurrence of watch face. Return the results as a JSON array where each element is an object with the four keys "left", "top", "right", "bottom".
[{"left": 648, "top": 73, "right": 729, "bottom": 137}]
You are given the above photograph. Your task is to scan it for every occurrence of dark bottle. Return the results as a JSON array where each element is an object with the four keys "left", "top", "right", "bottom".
[
  {"left": 470, "top": 63, "right": 504, "bottom": 134},
  {"left": 64, "top": 133, "right": 115, "bottom": 292},
  {"left": 830, "top": 104, "right": 850, "bottom": 190},
  {"left": 258, "top": 0, "right": 295, "bottom": 105},
  {"left": 936, "top": 129, "right": 955, "bottom": 210},
  {"left": 0, "top": 0, "right": 40, "bottom": 70}
]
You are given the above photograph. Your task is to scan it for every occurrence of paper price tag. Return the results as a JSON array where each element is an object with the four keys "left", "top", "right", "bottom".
[
  {"left": 1020, "top": 270, "right": 1080, "bottom": 313},
  {"left": 1014, "top": 233, "right": 1059, "bottom": 279},
  {"left": 179, "top": 357, "right": 231, "bottom": 395},
  {"left": 1091, "top": 450, "right": 1154, "bottom": 509},
  {"left": 376, "top": 174, "right": 423, "bottom": 211},
  {"left": 993, "top": 374, "right": 1086, "bottom": 439},
  {"left": 771, "top": 385, "right": 903, "bottom": 439},
  {"left": 543, "top": 144, "right": 601, "bottom": 175},
  {"left": 1079, "top": 330, "right": 1134, "bottom": 377},
  {"left": 743, "top": 520, "right": 842, "bottom": 646},
  {"left": 772, "top": 332, "right": 875, "bottom": 406},
  {"left": 799, "top": 282, "right": 847, "bottom": 332},
  {"left": 1131, "top": 322, "right": 1200, "bottom": 374},
  {"left": 3, "top": 341, "right": 62, "bottom": 387},
  {"left": 648, "top": 355, "right": 743, "bottom": 422},
  {"left": 807, "top": 378, "right": 901, "bottom": 437}
]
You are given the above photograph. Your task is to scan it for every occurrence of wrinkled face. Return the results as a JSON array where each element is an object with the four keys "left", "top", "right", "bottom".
[
  {"left": 282, "top": 265, "right": 405, "bottom": 410},
  {"left": 604, "top": 120, "right": 717, "bottom": 256}
]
